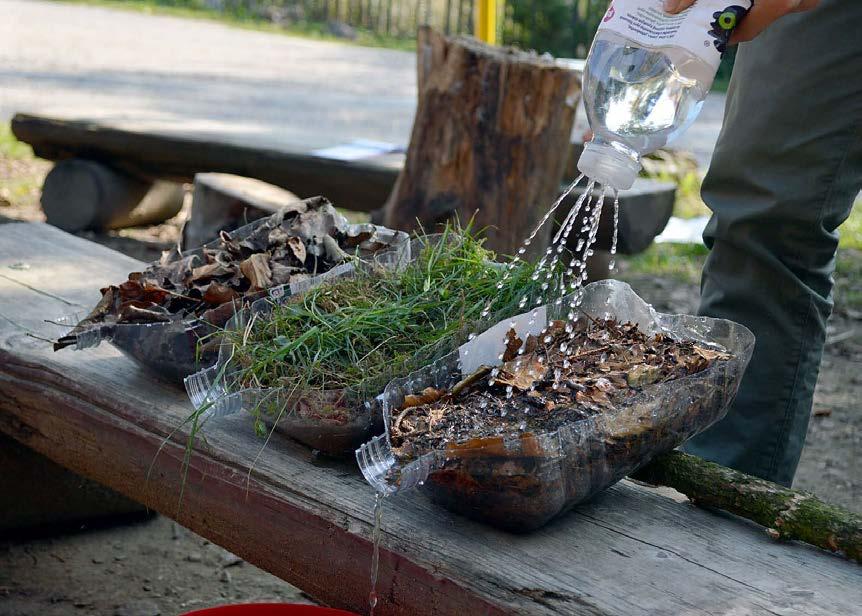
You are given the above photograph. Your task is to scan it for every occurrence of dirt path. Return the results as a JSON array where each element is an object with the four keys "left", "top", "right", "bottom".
[
  {"left": 0, "top": 0, "right": 726, "bottom": 162},
  {"left": 0, "top": 0, "right": 417, "bottom": 151},
  {"left": 0, "top": 516, "right": 310, "bottom": 615}
]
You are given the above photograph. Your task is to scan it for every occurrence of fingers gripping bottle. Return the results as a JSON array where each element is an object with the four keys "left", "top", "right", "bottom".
[{"left": 577, "top": 0, "right": 751, "bottom": 189}]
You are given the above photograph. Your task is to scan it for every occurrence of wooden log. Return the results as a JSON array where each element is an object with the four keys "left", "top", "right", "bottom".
[
  {"left": 182, "top": 173, "right": 300, "bottom": 249},
  {"left": 41, "top": 159, "right": 149, "bottom": 231},
  {"left": 12, "top": 113, "right": 400, "bottom": 213},
  {"left": 40, "top": 159, "right": 184, "bottom": 232},
  {"left": 632, "top": 451, "right": 862, "bottom": 563},
  {"left": 110, "top": 180, "right": 186, "bottom": 229},
  {"left": 380, "top": 27, "right": 581, "bottom": 259}
]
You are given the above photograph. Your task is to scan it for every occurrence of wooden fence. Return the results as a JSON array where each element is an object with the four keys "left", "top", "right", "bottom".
[{"left": 210, "top": 0, "right": 610, "bottom": 56}]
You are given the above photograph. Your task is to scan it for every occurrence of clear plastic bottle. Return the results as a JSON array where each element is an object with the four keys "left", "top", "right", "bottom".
[{"left": 578, "top": 0, "right": 751, "bottom": 189}]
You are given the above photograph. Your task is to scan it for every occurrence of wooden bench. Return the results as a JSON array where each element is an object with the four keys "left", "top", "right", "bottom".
[{"left": 3, "top": 221, "right": 856, "bottom": 615}]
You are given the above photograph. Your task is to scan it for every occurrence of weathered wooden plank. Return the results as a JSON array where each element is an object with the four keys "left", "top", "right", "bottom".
[{"left": 0, "top": 222, "right": 859, "bottom": 616}]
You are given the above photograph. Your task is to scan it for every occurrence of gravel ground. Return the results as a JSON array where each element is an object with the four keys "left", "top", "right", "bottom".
[{"left": 0, "top": 516, "right": 311, "bottom": 615}]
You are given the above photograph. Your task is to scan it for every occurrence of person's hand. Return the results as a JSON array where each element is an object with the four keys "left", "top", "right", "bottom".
[{"left": 663, "top": 0, "right": 820, "bottom": 43}]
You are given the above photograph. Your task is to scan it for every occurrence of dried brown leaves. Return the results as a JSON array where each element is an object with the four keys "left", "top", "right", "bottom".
[
  {"left": 390, "top": 317, "right": 731, "bottom": 462},
  {"left": 55, "top": 197, "right": 379, "bottom": 349}
]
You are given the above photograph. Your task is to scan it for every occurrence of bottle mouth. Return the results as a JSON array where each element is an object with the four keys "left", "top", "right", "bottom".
[{"left": 577, "top": 141, "right": 641, "bottom": 190}]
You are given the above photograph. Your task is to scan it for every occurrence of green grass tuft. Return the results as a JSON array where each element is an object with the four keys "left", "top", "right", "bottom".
[{"left": 225, "top": 227, "right": 556, "bottom": 403}]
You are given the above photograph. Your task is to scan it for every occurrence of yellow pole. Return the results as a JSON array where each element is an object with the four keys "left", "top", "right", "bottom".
[{"left": 476, "top": 0, "right": 497, "bottom": 45}]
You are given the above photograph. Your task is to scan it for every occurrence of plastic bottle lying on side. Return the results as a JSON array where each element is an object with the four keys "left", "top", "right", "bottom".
[{"left": 577, "top": 0, "right": 751, "bottom": 189}]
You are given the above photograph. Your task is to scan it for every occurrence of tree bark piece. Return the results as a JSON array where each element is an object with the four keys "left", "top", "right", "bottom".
[
  {"left": 182, "top": 172, "right": 300, "bottom": 249},
  {"left": 633, "top": 450, "right": 862, "bottom": 563},
  {"left": 381, "top": 27, "right": 581, "bottom": 259}
]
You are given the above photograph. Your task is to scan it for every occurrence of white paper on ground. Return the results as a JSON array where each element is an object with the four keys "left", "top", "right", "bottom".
[
  {"left": 310, "top": 139, "right": 405, "bottom": 161},
  {"left": 655, "top": 215, "right": 709, "bottom": 244},
  {"left": 458, "top": 306, "right": 548, "bottom": 375}
]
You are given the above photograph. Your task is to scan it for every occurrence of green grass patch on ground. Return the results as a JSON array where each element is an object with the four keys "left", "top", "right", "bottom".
[
  {"left": 0, "top": 123, "right": 46, "bottom": 213},
  {"left": 621, "top": 243, "right": 708, "bottom": 285},
  {"left": 0, "top": 124, "right": 33, "bottom": 160},
  {"left": 60, "top": 0, "right": 417, "bottom": 51}
]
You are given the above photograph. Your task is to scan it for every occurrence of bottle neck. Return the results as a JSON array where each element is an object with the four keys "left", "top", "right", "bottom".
[
  {"left": 576, "top": 138, "right": 642, "bottom": 190},
  {"left": 591, "top": 136, "right": 641, "bottom": 166}
]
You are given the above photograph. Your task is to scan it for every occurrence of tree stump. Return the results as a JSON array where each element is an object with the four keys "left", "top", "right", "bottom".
[
  {"left": 182, "top": 173, "right": 301, "bottom": 249},
  {"left": 380, "top": 27, "right": 581, "bottom": 259},
  {"left": 41, "top": 159, "right": 183, "bottom": 232}
]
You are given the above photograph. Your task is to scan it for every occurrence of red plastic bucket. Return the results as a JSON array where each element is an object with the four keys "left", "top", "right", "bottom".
[{"left": 180, "top": 604, "right": 359, "bottom": 616}]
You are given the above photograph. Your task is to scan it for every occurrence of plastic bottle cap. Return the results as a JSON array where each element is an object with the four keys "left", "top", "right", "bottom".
[{"left": 577, "top": 141, "right": 641, "bottom": 190}]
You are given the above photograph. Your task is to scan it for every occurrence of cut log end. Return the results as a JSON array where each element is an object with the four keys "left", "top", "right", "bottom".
[
  {"left": 382, "top": 27, "right": 582, "bottom": 260},
  {"left": 41, "top": 159, "right": 184, "bottom": 232}
]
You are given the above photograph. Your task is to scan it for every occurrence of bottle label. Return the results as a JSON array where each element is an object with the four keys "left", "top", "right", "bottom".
[{"left": 596, "top": 0, "right": 752, "bottom": 70}]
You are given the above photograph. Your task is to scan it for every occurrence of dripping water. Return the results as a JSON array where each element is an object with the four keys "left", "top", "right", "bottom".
[{"left": 369, "top": 492, "right": 384, "bottom": 615}]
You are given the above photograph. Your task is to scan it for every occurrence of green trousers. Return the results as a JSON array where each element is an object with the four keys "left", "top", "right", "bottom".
[{"left": 682, "top": 0, "right": 862, "bottom": 486}]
